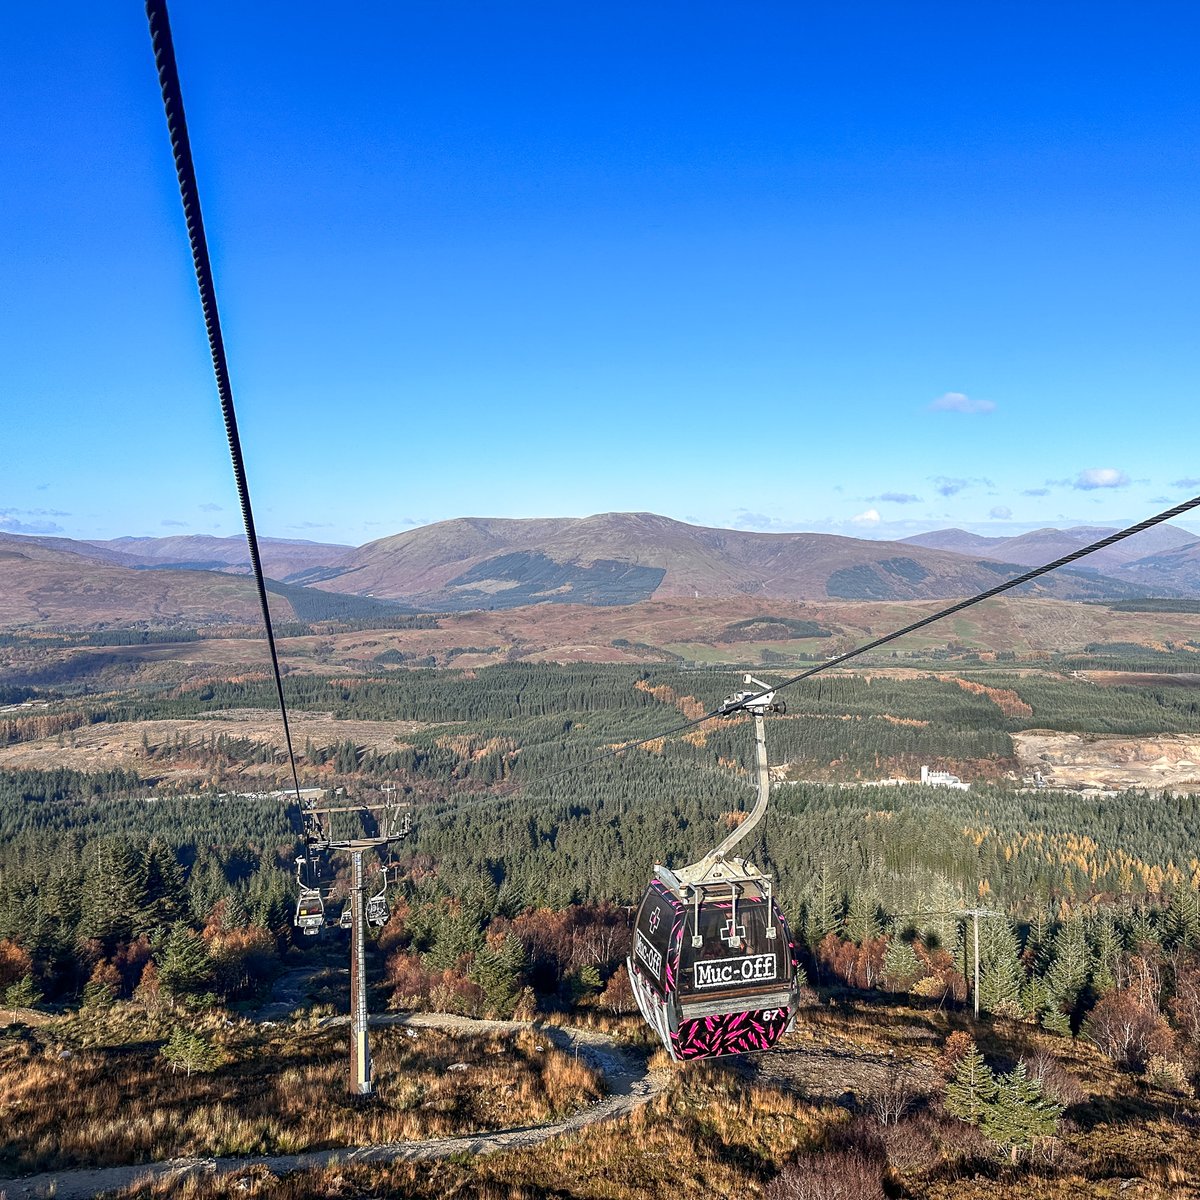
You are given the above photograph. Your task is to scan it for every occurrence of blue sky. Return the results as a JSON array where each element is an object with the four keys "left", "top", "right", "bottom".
[{"left": 4, "top": 3, "right": 1199, "bottom": 546}]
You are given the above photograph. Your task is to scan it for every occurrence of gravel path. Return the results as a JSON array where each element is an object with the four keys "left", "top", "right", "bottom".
[{"left": 0, "top": 1013, "right": 666, "bottom": 1200}]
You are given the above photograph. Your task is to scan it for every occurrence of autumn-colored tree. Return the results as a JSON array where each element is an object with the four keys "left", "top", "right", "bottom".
[
  {"left": 134, "top": 959, "right": 164, "bottom": 1015},
  {"left": 386, "top": 950, "right": 434, "bottom": 1009},
  {"left": 82, "top": 959, "right": 122, "bottom": 1007},
  {"left": 1083, "top": 987, "right": 1176, "bottom": 1069},
  {"left": 205, "top": 924, "right": 277, "bottom": 999},
  {"left": 0, "top": 939, "right": 32, "bottom": 992},
  {"left": 938, "top": 1030, "right": 975, "bottom": 1078},
  {"left": 1169, "top": 959, "right": 1200, "bottom": 1047},
  {"left": 599, "top": 963, "right": 636, "bottom": 1013}
]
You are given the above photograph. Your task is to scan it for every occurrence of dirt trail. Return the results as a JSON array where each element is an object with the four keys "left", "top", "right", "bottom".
[{"left": 0, "top": 1013, "right": 667, "bottom": 1200}]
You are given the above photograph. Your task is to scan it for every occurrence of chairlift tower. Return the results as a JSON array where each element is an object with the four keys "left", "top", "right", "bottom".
[{"left": 301, "top": 786, "right": 411, "bottom": 1095}]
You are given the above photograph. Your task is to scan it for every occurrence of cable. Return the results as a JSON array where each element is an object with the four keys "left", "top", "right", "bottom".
[
  {"left": 145, "top": 0, "right": 305, "bottom": 813},
  {"left": 541, "top": 491, "right": 1200, "bottom": 780}
]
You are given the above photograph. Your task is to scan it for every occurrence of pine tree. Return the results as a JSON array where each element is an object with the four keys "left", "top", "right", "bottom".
[
  {"left": 187, "top": 856, "right": 227, "bottom": 925},
  {"left": 1090, "top": 911, "right": 1122, "bottom": 994},
  {"left": 845, "top": 888, "right": 883, "bottom": 946},
  {"left": 157, "top": 924, "right": 213, "bottom": 1005},
  {"left": 943, "top": 1040, "right": 998, "bottom": 1124},
  {"left": 161, "top": 1026, "right": 218, "bottom": 1076},
  {"left": 221, "top": 891, "right": 250, "bottom": 931},
  {"left": 883, "top": 934, "right": 923, "bottom": 989},
  {"left": 1165, "top": 887, "right": 1200, "bottom": 952},
  {"left": 919, "top": 876, "right": 962, "bottom": 953},
  {"left": 806, "top": 862, "right": 842, "bottom": 948},
  {"left": 1128, "top": 905, "right": 1161, "bottom": 953},
  {"left": 1044, "top": 917, "right": 1092, "bottom": 1027},
  {"left": 469, "top": 933, "right": 525, "bottom": 1017},
  {"left": 4, "top": 973, "right": 40, "bottom": 1017},
  {"left": 1020, "top": 973, "right": 1050, "bottom": 1023},
  {"left": 980, "top": 1062, "right": 1062, "bottom": 1160},
  {"left": 78, "top": 839, "right": 148, "bottom": 949},
  {"left": 978, "top": 920, "right": 1024, "bottom": 1014},
  {"left": 140, "top": 840, "right": 186, "bottom": 932}
]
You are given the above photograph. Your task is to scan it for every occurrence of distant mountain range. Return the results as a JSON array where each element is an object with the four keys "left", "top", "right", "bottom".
[
  {"left": 902, "top": 524, "right": 1200, "bottom": 591},
  {"left": 291, "top": 513, "right": 1158, "bottom": 609},
  {"left": 5, "top": 513, "right": 1195, "bottom": 629}
]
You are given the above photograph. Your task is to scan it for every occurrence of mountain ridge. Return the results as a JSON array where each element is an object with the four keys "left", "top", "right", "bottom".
[{"left": 2, "top": 513, "right": 1190, "bottom": 629}]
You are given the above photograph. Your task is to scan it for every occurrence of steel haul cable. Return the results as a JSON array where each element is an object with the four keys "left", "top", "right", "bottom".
[{"left": 145, "top": 0, "right": 307, "bottom": 822}]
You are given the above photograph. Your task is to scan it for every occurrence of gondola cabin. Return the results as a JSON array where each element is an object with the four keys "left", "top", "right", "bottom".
[
  {"left": 629, "top": 863, "right": 798, "bottom": 1059},
  {"left": 626, "top": 675, "right": 800, "bottom": 1060},
  {"left": 294, "top": 894, "right": 324, "bottom": 935}
]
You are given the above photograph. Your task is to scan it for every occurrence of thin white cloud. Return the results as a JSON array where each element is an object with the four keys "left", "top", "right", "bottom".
[
  {"left": 870, "top": 492, "right": 923, "bottom": 504},
  {"left": 0, "top": 517, "right": 63, "bottom": 535},
  {"left": 932, "top": 476, "right": 970, "bottom": 497},
  {"left": 990, "top": 506, "right": 1012, "bottom": 519},
  {"left": 199, "top": 502, "right": 223, "bottom": 512},
  {"left": 732, "top": 510, "right": 786, "bottom": 532},
  {"left": 1073, "top": 468, "right": 1130, "bottom": 490},
  {"left": 0, "top": 507, "right": 69, "bottom": 535},
  {"left": 1022, "top": 487, "right": 1050, "bottom": 497},
  {"left": 928, "top": 392, "right": 996, "bottom": 414},
  {"left": 1171, "top": 477, "right": 1200, "bottom": 489},
  {"left": 161, "top": 519, "right": 188, "bottom": 528},
  {"left": 850, "top": 508, "right": 882, "bottom": 525}
]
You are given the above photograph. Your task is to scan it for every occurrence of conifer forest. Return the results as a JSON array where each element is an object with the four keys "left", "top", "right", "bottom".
[{"left": 3, "top": 642, "right": 1200, "bottom": 1197}]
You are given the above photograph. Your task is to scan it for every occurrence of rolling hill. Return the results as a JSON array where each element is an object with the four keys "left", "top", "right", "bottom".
[
  {"left": 904, "top": 523, "right": 1200, "bottom": 573},
  {"left": 0, "top": 542, "right": 298, "bottom": 628},
  {"left": 304, "top": 512, "right": 1150, "bottom": 608},
  {"left": 5, "top": 512, "right": 1193, "bottom": 630},
  {"left": 85, "top": 534, "right": 352, "bottom": 579}
]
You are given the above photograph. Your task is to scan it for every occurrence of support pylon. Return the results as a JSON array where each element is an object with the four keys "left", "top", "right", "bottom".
[{"left": 348, "top": 849, "right": 372, "bottom": 1095}]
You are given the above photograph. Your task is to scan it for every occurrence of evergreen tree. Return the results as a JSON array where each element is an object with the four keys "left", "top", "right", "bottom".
[
  {"left": 1090, "top": 910, "right": 1123, "bottom": 994},
  {"left": 845, "top": 888, "right": 883, "bottom": 945},
  {"left": 78, "top": 839, "right": 147, "bottom": 949},
  {"left": 806, "top": 862, "right": 842, "bottom": 947},
  {"left": 918, "top": 876, "right": 963, "bottom": 952},
  {"left": 140, "top": 840, "right": 186, "bottom": 932},
  {"left": 221, "top": 891, "right": 250, "bottom": 930},
  {"left": 1043, "top": 917, "right": 1092, "bottom": 1027},
  {"left": 1128, "top": 905, "right": 1161, "bottom": 953},
  {"left": 978, "top": 920, "right": 1024, "bottom": 1014},
  {"left": 1019, "top": 973, "right": 1050, "bottom": 1023},
  {"left": 157, "top": 924, "right": 213, "bottom": 1004},
  {"left": 187, "top": 856, "right": 227, "bottom": 925},
  {"left": 424, "top": 902, "right": 486, "bottom": 969},
  {"left": 944, "top": 1040, "right": 998, "bottom": 1123},
  {"left": 4, "top": 973, "right": 41, "bottom": 1017},
  {"left": 1025, "top": 903, "right": 1054, "bottom": 973},
  {"left": 469, "top": 933, "right": 525, "bottom": 1017},
  {"left": 980, "top": 1062, "right": 1062, "bottom": 1160},
  {"left": 161, "top": 1026, "right": 218, "bottom": 1076},
  {"left": 1165, "top": 887, "right": 1200, "bottom": 952},
  {"left": 883, "top": 933, "right": 922, "bottom": 988}
]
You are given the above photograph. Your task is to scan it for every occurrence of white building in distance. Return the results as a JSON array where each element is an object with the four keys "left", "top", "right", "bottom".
[{"left": 920, "top": 765, "right": 970, "bottom": 791}]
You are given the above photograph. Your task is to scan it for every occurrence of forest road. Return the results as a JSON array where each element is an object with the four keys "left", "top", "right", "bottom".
[{"left": 0, "top": 1012, "right": 669, "bottom": 1200}]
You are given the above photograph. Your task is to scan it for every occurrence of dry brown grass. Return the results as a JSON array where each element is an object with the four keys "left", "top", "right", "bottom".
[
  {"left": 38, "top": 999, "right": 1200, "bottom": 1200},
  {"left": 114, "top": 1065, "right": 832, "bottom": 1200},
  {"left": 0, "top": 1018, "right": 601, "bottom": 1172}
]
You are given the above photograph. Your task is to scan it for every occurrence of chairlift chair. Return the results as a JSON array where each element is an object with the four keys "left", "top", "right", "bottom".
[
  {"left": 366, "top": 873, "right": 390, "bottom": 927},
  {"left": 293, "top": 855, "right": 325, "bottom": 936}
]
